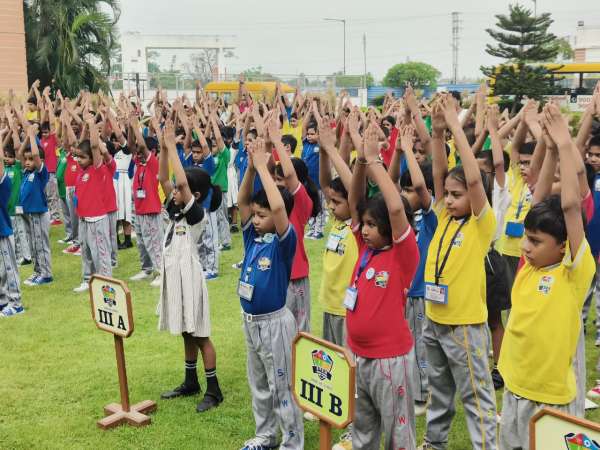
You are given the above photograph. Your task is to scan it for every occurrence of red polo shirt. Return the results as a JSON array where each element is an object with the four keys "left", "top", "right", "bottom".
[
  {"left": 75, "top": 164, "right": 108, "bottom": 218},
  {"left": 346, "top": 225, "right": 419, "bottom": 358},
  {"left": 41, "top": 133, "right": 58, "bottom": 172},
  {"left": 103, "top": 158, "right": 117, "bottom": 213},
  {"left": 64, "top": 154, "right": 81, "bottom": 187},
  {"left": 132, "top": 152, "right": 161, "bottom": 215},
  {"left": 289, "top": 183, "right": 313, "bottom": 280}
]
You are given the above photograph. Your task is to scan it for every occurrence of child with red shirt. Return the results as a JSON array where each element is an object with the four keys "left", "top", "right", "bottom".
[
  {"left": 72, "top": 117, "right": 112, "bottom": 293},
  {"left": 99, "top": 142, "right": 118, "bottom": 268},
  {"left": 267, "top": 118, "right": 320, "bottom": 333},
  {"left": 128, "top": 115, "right": 163, "bottom": 287},
  {"left": 62, "top": 116, "right": 82, "bottom": 256},
  {"left": 347, "top": 122, "right": 419, "bottom": 449}
]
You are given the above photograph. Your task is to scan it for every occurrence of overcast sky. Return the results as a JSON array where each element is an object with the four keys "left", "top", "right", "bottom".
[{"left": 117, "top": 0, "right": 600, "bottom": 81}]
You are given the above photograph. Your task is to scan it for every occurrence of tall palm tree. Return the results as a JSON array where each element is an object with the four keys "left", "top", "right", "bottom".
[{"left": 24, "top": 0, "right": 120, "bottom": 97}]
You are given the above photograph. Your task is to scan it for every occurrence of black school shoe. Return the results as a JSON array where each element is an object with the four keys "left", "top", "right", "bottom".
[
  {"left": 160, "top": 382, "right": 201, "bottom": 399},
  {"left": 491, "top": 368, "right": 504, "bottom": 390},
  {"left": 196, "top": 389, "right": 223, "bottom": 413}
]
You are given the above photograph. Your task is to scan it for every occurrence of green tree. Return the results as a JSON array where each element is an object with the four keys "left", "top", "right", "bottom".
[
  {"left": 383, "top": 62, "right": 440, "bottom": 89},
  {"left": 481, "top": 4, "right": 560, "bottom": 109},
  {"left": 332, "top": 71, "right": 375, "bottom": 88},
  {"left": 241, "top": 66, "right": 278, "bottom": 82},
  {"left": 24, "top": 0, "right": 120, "bottom": 97}
]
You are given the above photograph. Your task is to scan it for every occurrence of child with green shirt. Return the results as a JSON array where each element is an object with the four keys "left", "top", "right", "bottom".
[
  {"left": 55, "top": 147, "right": 72, "bottom": 244},
  {"left": 3, "top": 147, "right": 31, "bottom": 265}
]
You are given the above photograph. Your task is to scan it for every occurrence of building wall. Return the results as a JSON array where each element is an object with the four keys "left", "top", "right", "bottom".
[
  {"left": 0, "top": 0, "right": 28, "bottom": 95},
  {"left": 574, "top": 22, "right": 600, "bottom": 62}
]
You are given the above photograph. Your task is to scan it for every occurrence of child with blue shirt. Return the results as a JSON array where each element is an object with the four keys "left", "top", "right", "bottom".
[
  {"left": 393, "top": 125, "right": 438, "bottom": 416},
  {"left": 237, "top": 136, "right": 303, "bottom": 450},
  {"left": 301, "top": 103, "right": 325, "bottom": 239},
  {"left": 0, "top": 143, "right": 23, "bottom": 317},
  {"left": 18, "top": 126, "right": 53, "bottom": 286}
]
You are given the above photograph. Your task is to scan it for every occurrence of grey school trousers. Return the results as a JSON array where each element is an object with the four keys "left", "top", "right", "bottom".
[
  {"left": 107, "top": 211, "right": 118, "bottom": 267},
  {"left": 10, "top": 215, "right": 30, "bottom": 261},
  {"left": 133, "top": 212, "right": 163, "bottom": 274},
  {"left": 0, "top": 235, "right": 22, "bottom": 309},
  {"left": 353, "top": 353, "right": 417, "bottom": 450},
  {"left": 197, "top": 210, "right": 219, "bottom": 275},
  {"left": 499, "top": 389, "right": 575, "bottom": 450},
  {"left": 80, "top": 217, "right": 112, "bottom": 282},
  {"left": 406, "top": 296, "right": 429, "bottom": 403},
  {"left": 23, "top": 212, "right": 52, "bottom": 279},
  {"left": 242, "top": 307, "right": 304, "bottom": 450},
  {"left": 322, "top": 312, "right": 346, "bottom": 347},
  {"left": 285, "top": 277, "right": 311, "bottom": 333},
  {"left": 216, "top": 196, "right": 231, "bottom": 247},
  {"left": 307, "top": 190, "right": 327, "bottom": 236},
  {"left": 423, "top": 320, "right": 498, "bottom": 450},
  {"left": 60, "top": 197, "right": 72, "bottom": 241},
  {"left": 45, "top": 173, "right": 61, "bottom": 221}
]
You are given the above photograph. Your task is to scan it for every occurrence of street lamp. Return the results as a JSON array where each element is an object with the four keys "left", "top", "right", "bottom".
[{"left": 324, "top": 18, "right": 346, "bottom": 75}]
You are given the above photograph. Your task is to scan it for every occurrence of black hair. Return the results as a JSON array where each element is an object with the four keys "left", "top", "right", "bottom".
[
  {"left": 4, "top": 146, "right": 15, "bottom": 158},
  {"left": 290, "top": 113, "right": 298, "bottom": 120},
  {"left": 446, "top": 166, "right": 492, "bottom": 204},
  {"left": 519, "top": 142, "right": 536, "bottom": 155},
  {"left": 475, "top": 150, "right": 510, "bottom": 173},
  {"left": 274, "top": 158, "right": 322, "bottom": 217},
  {"left": 524, "top": 195, "right": 566, "bottom": 243},
  {"left": 281, "top": 134, "right": 297, "bottom": 152},
  {"left": 184, "top": 167, "right": 222, "bottom": 213},
  {"left": 464, "top": 125, "right": 476, "bottom": 147},
  {"left": 191, "top": 139, "right": 201, "bottom": 148},
  {"left": 450, "top": 90, "right": 462, "bottom": 103},
  {"left": 382, "top": 115, "right": 396, "bottom": 127},
  {"left": 222, "top": 126, "right": 235, "bottom": 141},
  {"left": 306, "top": 121, "right": 318, "bottom": 133},
  {"left": 588, "top": 134, "right": 600, "bottom": 149},
  {"left": 400, "top": 161, "right": 434, "bottom": 193},
  {"left": 40, "top": 122, "right": 50, "bottom": 132},
  {"left": 145, "top": 136, "right": 159, "bottom": 151},
  {"left": 357, "top": 192, "right": 414, "bottom": 242},
  {"left": 27, "top": 96, "right": 37, "bottom": 106},
  {"left": 246, "top": 129, "right": 258, "bottom": 140},
  {"left": 381, "top": 126, "right": 390, "bottom": 138},
  {"left": 251, "top": 186, "right": 294, "bottom": 216},
  {"left": 328, "top": 177, "right": 348, "bottom": 198},
  {"left": 77, "top": 139, "right": 92, "bottom": 159}
]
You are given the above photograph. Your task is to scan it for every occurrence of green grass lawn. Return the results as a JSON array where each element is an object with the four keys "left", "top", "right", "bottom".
[{"left": 1, "top": 224, "right": 600, "bottom": 449}]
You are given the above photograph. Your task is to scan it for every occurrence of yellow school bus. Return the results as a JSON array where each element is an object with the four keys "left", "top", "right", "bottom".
[{"left": 204, "top": 81, "right": 295, "bottom": 101}]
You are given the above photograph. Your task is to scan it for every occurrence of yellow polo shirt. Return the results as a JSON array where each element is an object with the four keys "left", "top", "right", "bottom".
[
  {"left": 319, "top": 218, "right": 359, "bottom": 316},
  {"left": 498, "top": 241, "right": 595, "bottom": 404},
  {"left": 498, "top": 164, "right": 532, "bottom": 257},
  {"left": 282, "top": 120, "right": 303, "bottom": 157},
  {"left": 425, "top": 202, "right": 496, "bottom": 325}
]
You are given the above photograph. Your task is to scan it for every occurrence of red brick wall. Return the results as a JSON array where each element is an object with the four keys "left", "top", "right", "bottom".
[{"left": 0, "top": 0, "right": 28, "bottom": 95}]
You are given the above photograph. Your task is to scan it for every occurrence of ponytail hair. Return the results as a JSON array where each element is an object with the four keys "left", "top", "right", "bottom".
[
  {"left": 184, "top": 167, "right": 222, "bottom": 213},
  {"left": 274, "top": 157, "right": 322, "bottom": 217}
]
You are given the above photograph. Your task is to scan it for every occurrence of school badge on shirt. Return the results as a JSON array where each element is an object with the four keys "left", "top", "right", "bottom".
[
  {"left": 537, "top": 275, "right": 554, "bottom": 295},
  {"left": 258, "top": 257, "right": 271, "bottom": 271},
  {"left": 452, "top": 232, "right": 464, "bottom": 248},
  {"left": 175, "top": 224, "right": 186, "bottom": 236},
  {"left": 82, "top": 173, "right": 90, "bottom": 182},
  {"left": 374, "top": 271, "right": 389, "bottom": 288}
]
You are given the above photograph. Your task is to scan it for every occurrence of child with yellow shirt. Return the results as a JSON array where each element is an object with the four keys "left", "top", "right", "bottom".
[{"left": 498, "top": 104, "right": 596, "bottom": 450}]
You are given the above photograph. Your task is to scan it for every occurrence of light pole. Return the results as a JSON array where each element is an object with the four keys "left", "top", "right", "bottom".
[{"left": 324, "top": 18, "right": 346, "bottom": 75}]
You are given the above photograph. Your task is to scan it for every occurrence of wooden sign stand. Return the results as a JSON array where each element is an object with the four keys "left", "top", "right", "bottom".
[
  {"left": 319, "top": 420, "right": 332, "bottom": 450},
  {"left": 89, "top": 275, "right": 157, "bottom": 429}
]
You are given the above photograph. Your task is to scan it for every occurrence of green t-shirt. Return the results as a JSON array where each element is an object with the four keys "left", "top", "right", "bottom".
[
  {"left": 211, "top": 146, "right": 230, "bottom": 192},
  {"left": 56, "top": 148, "right": 67, "bottom": 199},
  {"left": 6, "top": 161, "right": 22, "bottom": 216}
]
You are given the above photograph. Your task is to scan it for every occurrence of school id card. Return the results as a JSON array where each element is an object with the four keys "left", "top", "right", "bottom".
[{"left": 424, "top": 282, "right": 448, "bottom": 305}]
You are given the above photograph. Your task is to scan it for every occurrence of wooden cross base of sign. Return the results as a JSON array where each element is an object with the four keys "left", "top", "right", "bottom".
[
  {"left": 96, "top": 334, "right": 157, "bottom": 430},
  {"left": 98, "top": 400, "right": 157, "bottom": 429}
]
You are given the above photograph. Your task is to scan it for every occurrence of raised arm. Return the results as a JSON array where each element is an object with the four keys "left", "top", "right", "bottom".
[
  {"left": 402, "top": 125, "right": 432, "bottom": 210},
  {"left": 487, "top": 105, "right": 506, "bottom": 188},
  {"left": 85, "top": 115, "right": 102, "bottom": 167},
  {"left": 27, "top": 126, "right": 42, "bottom": 170},
  {"left": 319, "top": 116, "right": 352, "bottom": 193},
  {"left": 266, "top": 116, "right": 299, "bottom": 191},
  {"left": 430, "top": 103, "right": 448, "bottom": 206},
  {"left": 349, "top": 122, "right": 368, "bottom": 226},
  {"left": 441, "top": 95, "right": 488, "bottom": 215},
  {"left": 532, "top": 132, "right": 557, "bottom": 206},
  {"left": 543, "top": 103, "right": 584, "bottom": 253}
]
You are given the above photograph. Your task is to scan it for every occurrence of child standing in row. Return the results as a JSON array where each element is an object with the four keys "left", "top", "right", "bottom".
[
  {"left": 72, "top": 116, "right": 112, "bottom": 293},
  {"left": 0, "top": 142, "right": 23, "bottom": 317},
  {"left": 19, "top": 126, "right": 53, "bottom": 286},
  {"left": 423, "top": 97, "right": 497, "bottom": 450},
  {"left": 498, "top": 104, "right": 596, "bottom": 449},
  {"left": 128, "top": 115, "right": 163, "bottom": 287},
  {"left": 237, "top": 136, "right": 304, "bottom": 450},
  {"left": 157, "top": 121, "right": 223, "bottom": 413},
  {"left": 267, "top": 118, "right": 318, "bottom": 333},
  {"left": 347, "top": 123, "right": 419, "bottom": 449}
]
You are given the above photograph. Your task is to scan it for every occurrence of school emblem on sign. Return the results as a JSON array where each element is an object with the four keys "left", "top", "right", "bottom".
[
  {"left": 102, "top": 285, "right": 117, "bottom": 307},
  {"left": 311, "top": 349, "right": 334, "bottom": 381},
  {"left": 257, "top": 257, "right": 271, "bottom": 271},
  {"left": 564, "top": 432, "right": 600, "bottom": 450},
  {"left": 538, "top": 275, "right": 554, "bottom": 295},
  {"left": 375, "top": 271, "right": 389, "bottom": 288}
]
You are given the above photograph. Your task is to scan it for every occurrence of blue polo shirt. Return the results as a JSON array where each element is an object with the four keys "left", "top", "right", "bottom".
[
  {"left": 301, "top": 139, "right": 320, "bottom": 189},
  {"left": 0, "top": 174, "right": 13, "bottom": 237},
  {"left": 191, "top": 154, "right": 216, "bottom": 177},
  {"left": 235, "top": 138, "right": 263, "bottom": 193},
  {"left": 239, "top": 222, "right": 297, "bottom": 315},
  {"left": 586, "top": 173, "right": 600, "bottom": 257},
  {"left": 19, "top": 164, "right": 49, "bottom": 214},
  {"left": 177, "top": 144, "right": 194, "bottom": 168},
  {"left": 407, "top": 205, "right": 438, "bottom": 298}
]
